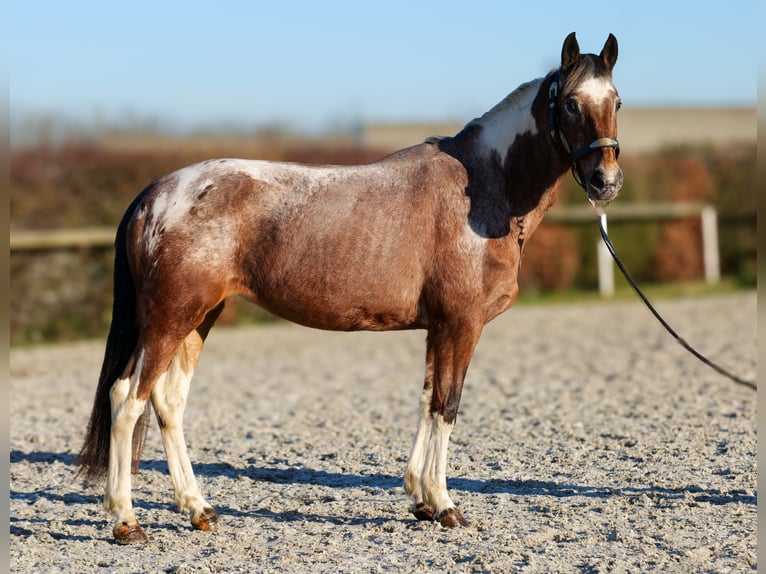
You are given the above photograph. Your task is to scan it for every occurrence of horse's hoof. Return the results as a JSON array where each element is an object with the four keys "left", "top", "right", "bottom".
[
  {"left": 412, "top": 503, "right": 435, "bottom": 521},
  {"left": 192, "top": 507, "right": 218, "bottom": 531},
  {"left": 437, "top": 507, "right": 470, "bottom": 528},
  {"left": 113, "top": 521, "right": 150, "bottom": 544}
]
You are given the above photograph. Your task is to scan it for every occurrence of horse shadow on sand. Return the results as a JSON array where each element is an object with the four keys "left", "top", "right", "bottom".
[{"left": 11, "top": 448, "right": 756, "bottom": 530}]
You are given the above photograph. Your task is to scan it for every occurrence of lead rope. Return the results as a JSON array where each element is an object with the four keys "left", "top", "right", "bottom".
[{"left": 597, "top": 211, "right": 756, "bottom": 391}]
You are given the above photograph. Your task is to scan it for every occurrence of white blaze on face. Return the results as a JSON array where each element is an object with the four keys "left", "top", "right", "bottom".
[{"left": 576, "top": 77, "right": 616, "bottom": 106}]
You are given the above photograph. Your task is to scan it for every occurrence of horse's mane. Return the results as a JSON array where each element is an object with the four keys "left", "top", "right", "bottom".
[
  {"left": 467, "top": 77, "right": 544, "bottom": 128},
  {"left": 469, "top": 53, "right": 612, "bottom": 128}
]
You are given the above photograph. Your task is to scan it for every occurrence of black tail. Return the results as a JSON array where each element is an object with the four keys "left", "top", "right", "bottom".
[{"left": 77, "top": 190, "right": 148, "bottom": 482}]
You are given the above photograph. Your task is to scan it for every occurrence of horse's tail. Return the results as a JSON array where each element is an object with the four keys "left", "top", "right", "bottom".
[{"left": 78, "top": 190, "right": 149, "bottom": 482}]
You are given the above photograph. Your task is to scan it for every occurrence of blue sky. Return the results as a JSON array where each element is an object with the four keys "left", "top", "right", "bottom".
[{"left": 9, "top": 1, "right": 759, "bottom": 135}]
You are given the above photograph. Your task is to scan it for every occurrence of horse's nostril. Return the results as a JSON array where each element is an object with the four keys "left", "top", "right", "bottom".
[{"left": 589, "top": 170, "right": 605, "bottom": 190}]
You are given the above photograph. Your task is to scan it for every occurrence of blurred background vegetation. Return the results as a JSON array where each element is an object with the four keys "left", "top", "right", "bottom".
[{"left": 9, "top": 124, "right": 756, "bottom": 346}]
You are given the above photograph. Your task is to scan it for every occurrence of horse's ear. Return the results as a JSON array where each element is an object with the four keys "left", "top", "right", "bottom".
[
  {"left": 561, "top": 32, "right": 580, "bottom": 70},
  {"left": 600, "top": 33, "right": 618, "bottom": 71}
]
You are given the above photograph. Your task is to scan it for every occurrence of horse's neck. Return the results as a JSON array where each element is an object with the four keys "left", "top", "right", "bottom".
[
  {"left": 443, "top": 75, "right": 569, "bottom": 235},
  {"left": 466, "top": 77, "right": 544, "bottom": 166}
]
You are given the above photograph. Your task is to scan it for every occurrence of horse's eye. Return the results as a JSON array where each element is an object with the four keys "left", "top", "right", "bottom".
[
  {"left": 564, "top": 97, "right": 579, "bottom": 115},
  {"left": 616, "top": 98, "right": 622, "bottom": 112}
]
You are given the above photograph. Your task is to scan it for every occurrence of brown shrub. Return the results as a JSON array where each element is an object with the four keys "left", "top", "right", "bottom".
[
  {"left": 519, "top": 224, "right": 581, "bottom": 292},
  {"left": 650, "top": 155, "right": 713, "bottom": 281}
]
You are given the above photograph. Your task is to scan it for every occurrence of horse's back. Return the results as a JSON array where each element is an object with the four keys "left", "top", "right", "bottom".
[{"left": 134, "top": 142, "right": 466, "bottom": 232}]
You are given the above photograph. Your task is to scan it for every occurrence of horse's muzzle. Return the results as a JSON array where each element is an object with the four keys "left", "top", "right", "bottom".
[{"left": 586, "top": 165, "right": 623, "bottom": 205}]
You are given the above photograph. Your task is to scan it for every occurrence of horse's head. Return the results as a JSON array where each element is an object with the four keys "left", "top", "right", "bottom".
[{"left": 550, "top": 32, "right": 623, "bottom": 206}]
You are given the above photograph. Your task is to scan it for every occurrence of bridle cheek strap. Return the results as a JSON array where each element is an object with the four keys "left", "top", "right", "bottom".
[{"left": 548, "top": 71, "right": 620, "bottom": 189}]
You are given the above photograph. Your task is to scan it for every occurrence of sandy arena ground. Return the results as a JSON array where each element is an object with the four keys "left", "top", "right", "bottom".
[{"left": 10, "top": 292, "right": 756, "bottom": 573}]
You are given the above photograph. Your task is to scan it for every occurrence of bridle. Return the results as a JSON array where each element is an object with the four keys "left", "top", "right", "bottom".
[{"left": 548, "top": 70, "right": 620, "bottom": 189}]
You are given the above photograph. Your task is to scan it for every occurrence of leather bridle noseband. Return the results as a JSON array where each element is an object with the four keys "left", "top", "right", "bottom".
[{"left": 548, "top": 70, "right": 620, "bottom": 189}]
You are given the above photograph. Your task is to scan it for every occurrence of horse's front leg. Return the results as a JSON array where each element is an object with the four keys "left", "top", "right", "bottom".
[
  {"left": 404, "top": 373, "right": 435, "bottom": 521},
  {"left": 151, "top": 333, "right": 217, "bottom": 532},
  {"left": 405, "top": 319, "right": 482, "bottom": 528},
  {"left": 105, "top": 366, "right": 151, "bottom": 544}
]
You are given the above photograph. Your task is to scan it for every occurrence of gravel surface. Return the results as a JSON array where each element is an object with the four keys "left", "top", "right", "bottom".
[{"left": 10, "top": 292, "right": 756, "bottom": 573}]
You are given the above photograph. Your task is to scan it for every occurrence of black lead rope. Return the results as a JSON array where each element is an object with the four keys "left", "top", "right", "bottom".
[
  {"left": 597, "top": 212, "right": 756, "bottom": 391},
  {"left": 548, "top": 69, "right": 754, "bottom": 391}
]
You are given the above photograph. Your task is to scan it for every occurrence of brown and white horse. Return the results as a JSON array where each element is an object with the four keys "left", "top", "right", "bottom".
[{"left": 79, "top": 32, "right": 622, "bottom": 543}]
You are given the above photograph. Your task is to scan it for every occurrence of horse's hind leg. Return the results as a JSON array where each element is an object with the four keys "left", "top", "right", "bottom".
[
  {"left": 150, "top": 305, "right": 223, "bottom": 532},
  {"left": 106, "top": 304, "right": 223, "bottom": 543},
  {"left": 105, "top": 346, "right": 168, "bottom": 544}
]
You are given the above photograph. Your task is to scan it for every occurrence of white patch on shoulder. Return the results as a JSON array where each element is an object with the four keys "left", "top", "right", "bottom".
[
  {"left": 457, "top": 223, "right": 487, "bottom": 257},
  {"left": 577, "top": 77, "right": 616, "bottom": 105},
  {"left": 472, "top": 78, "right": 541, "bottom": 164}
]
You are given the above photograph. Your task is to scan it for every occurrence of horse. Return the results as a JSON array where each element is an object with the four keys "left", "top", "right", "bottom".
[{"left": 79, "top": 32, "right": 622, "bottom": 543}]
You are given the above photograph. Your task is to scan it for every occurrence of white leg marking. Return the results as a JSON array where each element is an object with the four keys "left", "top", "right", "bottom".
[
  {"left": 151, "top": 350, "right": 212, "bottom": 524},
  {"left": 105, "top": 352, "right": 148, "bottom": 526},
  {"left": 421, "top": 414, "right": 456, "bottom": 514},
  {"left": 404, "top": 386, "right": 433, "bottom": 505}
]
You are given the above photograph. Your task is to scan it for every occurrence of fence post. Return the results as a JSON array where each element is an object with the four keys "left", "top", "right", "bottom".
[
  {"left": 597, "top": 214, "right": 614, "bottom": 297},
  {"left": 701, "top": 206, "right": 720, "bottom": 285}
]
